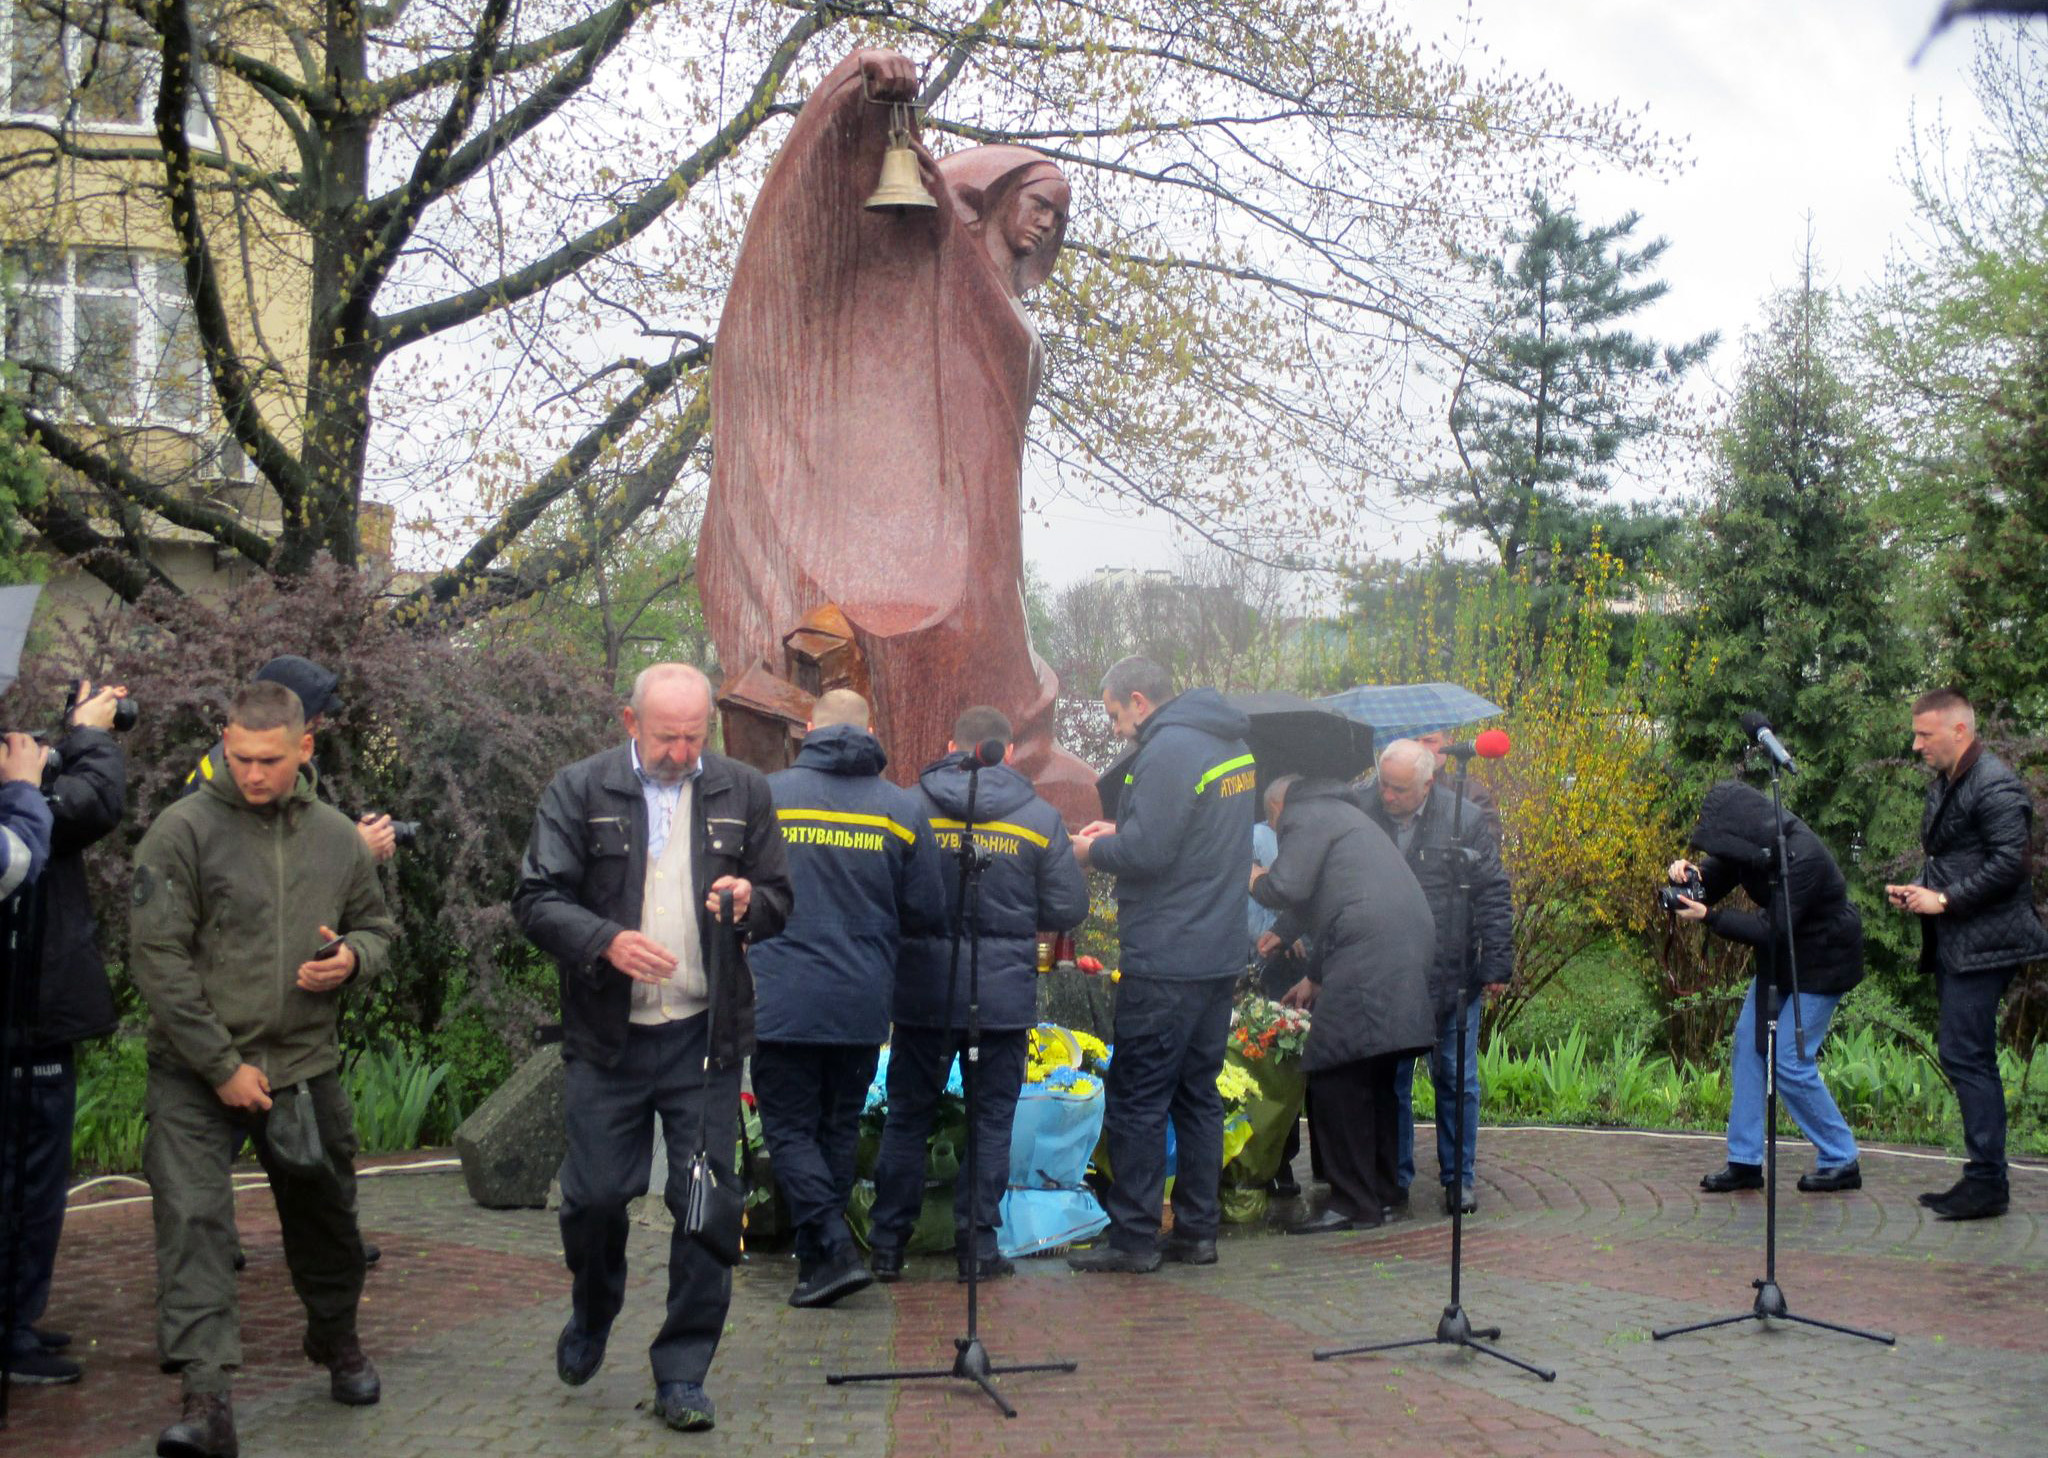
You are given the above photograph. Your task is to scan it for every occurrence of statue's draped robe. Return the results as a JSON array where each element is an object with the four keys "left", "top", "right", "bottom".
[{"left": 703, "top": 53, "right": 1098, "bottom": 824}]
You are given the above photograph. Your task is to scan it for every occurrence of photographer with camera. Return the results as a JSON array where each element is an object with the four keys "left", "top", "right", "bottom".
[
  {"left": 3, "top": 681, "right": 126, "bottom": 1385},
  {"left": 1667, "top": 780, "right": 1864, "bottom": 1195}
]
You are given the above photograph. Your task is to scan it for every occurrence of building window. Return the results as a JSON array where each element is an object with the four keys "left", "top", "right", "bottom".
[
  {"left": 4, "top": 247, "right": 205, "bottom": 425},
  {"left": 1, "top": 0, "right": 213, "bottom": 136}
]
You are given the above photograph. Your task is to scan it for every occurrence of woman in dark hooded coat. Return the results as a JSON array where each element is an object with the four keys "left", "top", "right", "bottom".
[
  {"left": 1251, "top": 777, "right": 1436, "bottom": 1230},
  {"left": 1668, "top": 781, "right": 1865, "bottom": 1193}
]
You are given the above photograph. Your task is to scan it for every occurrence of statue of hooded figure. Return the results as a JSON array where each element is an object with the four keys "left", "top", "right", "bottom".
[{"left": 702, "top": 47, "right": 1100, "bottom": 825}]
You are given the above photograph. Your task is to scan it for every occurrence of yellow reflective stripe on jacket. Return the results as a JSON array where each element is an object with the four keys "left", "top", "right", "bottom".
[
  {"left": 197, "top": 754, "right": 214, "bottom": 781},
  {"left": 927, "top": 817, "right": 1051, "bottom": 849},
  {"left": 775, "top": 808, "right": 916, "bottom": 844},
  {"left": 1194, "top": 753, "right": 1257, "bottom": 795}
]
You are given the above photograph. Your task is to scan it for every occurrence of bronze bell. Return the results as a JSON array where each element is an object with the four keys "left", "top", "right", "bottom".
[{"left": 865, "top": 104, "right": 937, "bottom": 215}]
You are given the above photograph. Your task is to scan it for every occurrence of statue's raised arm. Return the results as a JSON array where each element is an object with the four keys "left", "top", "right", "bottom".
[{"left": 703, "top": 48, "right": 1098, "bottom": 824}]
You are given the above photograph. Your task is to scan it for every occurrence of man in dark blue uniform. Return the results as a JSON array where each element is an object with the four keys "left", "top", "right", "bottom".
[
  {"left": 1068, "top": 658, "right": 1253, "bottom": 1273},
  {"left": 751, "top": 690, "right": 946, "bottom": 1306},
  {"left": 869, "top": 706, "right": 1090, "bottom": 1282}
]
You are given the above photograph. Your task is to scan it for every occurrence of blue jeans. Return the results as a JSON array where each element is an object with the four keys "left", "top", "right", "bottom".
[
  {"left": 1395, "top": 1007, "right": 1480, "bottom": 1190},
  {"left": 1726, "top": 981, "right": 1858, "bottom": 1168}
]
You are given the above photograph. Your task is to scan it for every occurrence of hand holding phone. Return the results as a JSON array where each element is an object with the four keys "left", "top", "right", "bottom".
[{"left": 298, "top": 926, "right": 355, "bottom": 992}]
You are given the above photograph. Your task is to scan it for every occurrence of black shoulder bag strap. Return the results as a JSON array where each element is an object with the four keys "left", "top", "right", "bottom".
[{"left": 681, "top": 889, "right": 745, "bottom": 1264}]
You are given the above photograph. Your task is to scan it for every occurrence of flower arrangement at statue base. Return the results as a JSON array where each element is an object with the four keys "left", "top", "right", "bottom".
[
  {"left": 1218, "top": 989, "right": 1311, "bottom": 1224},
  {"left": 843, "top": 1025, "right": 1113, "bottom": 1258}
]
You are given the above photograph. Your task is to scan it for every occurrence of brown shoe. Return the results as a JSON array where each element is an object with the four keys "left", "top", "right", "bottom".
[
  {"left": 157, "top": 1390, "right": 239, "bottom": 1458},
  {"left": 303, "top": 1332, "right": 381, "bottom": 1406}
]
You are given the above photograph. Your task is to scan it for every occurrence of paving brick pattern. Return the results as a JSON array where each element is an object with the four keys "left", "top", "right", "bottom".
[{"left": 11, "top": 1127, "right": 2044, "bottom": 1457}]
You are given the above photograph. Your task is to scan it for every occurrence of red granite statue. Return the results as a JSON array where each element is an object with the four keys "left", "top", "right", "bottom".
[{"left": 702, "top": 46, "right": 1100, "bottom": 825}]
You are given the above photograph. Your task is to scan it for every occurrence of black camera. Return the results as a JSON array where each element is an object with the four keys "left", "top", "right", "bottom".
[
  {"left": 1659, "top": 866, "right": 1705, "bottom": 914},
  {"left": 388, "top": 820, "right": 421, "bottom": 847},
  {"left": 62, "top": 679, "right": 138, "bottom": 734}
]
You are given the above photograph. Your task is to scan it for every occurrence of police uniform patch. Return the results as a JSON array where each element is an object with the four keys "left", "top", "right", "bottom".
[{"left": 132, "top": 865, "right": 156, "bottom": 907}]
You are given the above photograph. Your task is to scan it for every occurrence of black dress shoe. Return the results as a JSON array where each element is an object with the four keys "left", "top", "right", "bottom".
[
  {"left": 870, "top": 1247, "right": 904, "bottom": 1283},
  {"left": 363, "top": 1241, "right": 382, "bottom": 1267},
  {"left": 1286, "top": 1208, "right": 1376, "bottom": 1235},
  {"left": 1266, "top": 1162, "right": 1302, "bottom": 1199},
  {"left": 303, "top": 1332, "right": 380, "bottom": 1406},
  {"left": 1444, "top": 1183, "right": 1477, "bottom": 1215},
  {"left": 789, "top": 1245, "right": 874, "bottom": 1308},
  {"left": 555, "top": 1321, "right": 608, "bottom": 1386},
  {"left": 157, "top": 1390, "right": 238, "bottom": 1458},
  {"left": 1388, "top": 1186, "right": 1410, "bottom": 1211},
  {"left": 1919, "top": 1177, "right": 1970, "bottom": 1208},
  {"left": 1797, "top": 1161, "right": 1862, "bottom": 1193},
  {"left": 1161, "top": 1233, "right": 1218, "bottom": 1265},
  {"left": 231, "top": 1248, "right": 246, "bottom": 1273},
  {"left": 955, "top": 1252, "right": 1016, "bottom": 1283},
  {"left": 1065, "top": 1244, "right": 1162, "bottom": 1273},
  {"left": 33, "top": 1326, "right": 71, "bottom": 1350},
  {"left": 5, "top": 1345, "right": 82, "bottom": 1383},
  {"left": 1700, "top": 1162, "right": 1764, "bottom": 1193},
  {"left": 1931, "top": 1181, "right": 2009, "bottom": 1221}
]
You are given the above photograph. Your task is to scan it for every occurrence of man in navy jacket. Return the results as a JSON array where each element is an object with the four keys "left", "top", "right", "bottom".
[
  {"left": 869, "top": 706, "right": 1090, "bottom": 1281},
  {"left": 1069, "top": 658, "right": 1254, "bottom": 1273},
  {"left": 751, "top": 690, "right": 946, "bottom": 1306}
]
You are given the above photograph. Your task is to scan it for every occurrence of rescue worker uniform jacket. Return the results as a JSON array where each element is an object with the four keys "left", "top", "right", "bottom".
[
  {"left": 513, "top": 744, "right": 792, "bottom": 1071},
  {"left": 129, "top": 761, "right": 397, "bottom": 1088},
  {"left": 894, "top": 754, "right": 1091, "bottom": 1032},
  {"left": 1089, "top": 688, "right": 1256, "bottom": 981},
  {"left": 749, "top": 725, "right": 947, "bottom": 1045}
]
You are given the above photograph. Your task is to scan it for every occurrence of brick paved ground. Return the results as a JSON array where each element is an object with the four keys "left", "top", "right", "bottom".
[{"left": 11, "top": 1127, "right": 2045, "bottom": 1457}]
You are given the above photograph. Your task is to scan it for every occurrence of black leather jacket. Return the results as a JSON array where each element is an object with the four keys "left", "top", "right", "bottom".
[
  {"left": 28, "top": 726, "right": 125, "bottom": 1051},
  {"left": 513, "top": 745, "right": 792, "bottom": 1070},
  {"left": 1916, "top": 744, "right": 2048, "bottom": 976},
  {"left": 1360, "top": 781, "right": 1514, "bottom": 1014}
]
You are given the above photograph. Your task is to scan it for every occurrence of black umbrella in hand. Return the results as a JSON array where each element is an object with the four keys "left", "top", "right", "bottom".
[{"left": 1094, "top": 692, "right": 1374, "bottom": 820}]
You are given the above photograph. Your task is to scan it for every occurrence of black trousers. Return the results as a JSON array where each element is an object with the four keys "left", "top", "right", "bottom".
[
  {"left": 1935, "top": 962, "right": 2018, "bottom": 1187},
  {"left": 1102, "top": 973, "right": 1236, "bottom": 1252},
  {"left": 869, "top": 1026, "right": 1028, "bottom": 1259},
  {"left": 1308, "top": 1055, "right": 1402, "bottom": 1222},
  {"left": 3, "top": 1047, "right": 75, "bottom": 1356},
  {"left": 558, "top": 1016, "right": 739, "bottom": 1386},
  {"left": 751, "top": 1040, "right": 880, "bottom": 1265}
]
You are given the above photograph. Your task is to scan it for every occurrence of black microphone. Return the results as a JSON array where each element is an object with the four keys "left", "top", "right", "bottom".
[
  {"left": 973, "top": 738, "right": 1006, "bottom": 767},
  {"left": 1739, "top": 711, "right": 1798, "bottom": 776}
]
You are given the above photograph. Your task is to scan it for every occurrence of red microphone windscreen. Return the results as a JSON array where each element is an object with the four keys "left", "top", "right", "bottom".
[{"left": 1475, "top": 728, "right": 1511, "bottom": 759}]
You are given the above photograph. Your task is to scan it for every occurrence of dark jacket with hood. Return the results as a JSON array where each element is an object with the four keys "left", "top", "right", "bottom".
[
  {"left": 1688, "top": 780, "right": 1863, "bottom": 999},
  {"left": 1090, "top": 688, "right": 1255, "bottom": 981},
  {"left": 131, "top": 760, "right": 397, "bottom": 1088},
  {"left": 27, "top": 726, "right": 125, "bottom": 1051},
  {"left": 1250, "top": 780, "right": 1436, "bottom": 1074},
  {"left": 749, "top": 725, "right": 946, "bottom": 1044},
  {"left": 895, "top": 754, "right": 1090, "bottom": 1032},
  {"left": 1914, "top": 742, "right": 2048, "bottom": 976},
  {"left": 514, "top": 744, "right": 791, "bottom": 1071},
  {"left": 1360, "top": 781, "right": 1514, "bottom": 1016}
]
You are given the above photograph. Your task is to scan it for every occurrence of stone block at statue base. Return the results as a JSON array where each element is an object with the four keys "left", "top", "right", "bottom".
[{"left": 454, "top": 1043, "right": 566, "bottom": 1208}]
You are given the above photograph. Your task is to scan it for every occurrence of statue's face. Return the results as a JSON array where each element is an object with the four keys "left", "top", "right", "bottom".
[{"left": 1000, "top": 178, "right": 1069, "bottom": 261}]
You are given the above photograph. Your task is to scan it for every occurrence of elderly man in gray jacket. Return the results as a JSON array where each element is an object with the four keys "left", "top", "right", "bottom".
[{"left": 1252, "top": 775, "right": 1436, "bottom": 1232}]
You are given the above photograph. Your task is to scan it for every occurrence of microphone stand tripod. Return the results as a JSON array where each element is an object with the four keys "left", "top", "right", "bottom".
[
  {"left": 827, "top": 749, "right": 1077, "bottom": 1417},
  {"left": 1652, "top": 752, "right": 1892, "bottom": 1347},
  {"left": 1316, "top": 747, "right": 1554, "bottom": 1381}
]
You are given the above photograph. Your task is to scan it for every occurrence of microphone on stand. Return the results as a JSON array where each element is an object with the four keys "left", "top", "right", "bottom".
[
  {"left": 1476, "top": 728, "right": 1511, "bottom": 760},
  {"left": 1739, "top": 712, "right": 1798, "bottom": 776}
]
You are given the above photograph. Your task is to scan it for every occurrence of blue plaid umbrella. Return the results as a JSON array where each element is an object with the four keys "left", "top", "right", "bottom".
[{"left": 1314, "top": 682, "right": 1503, "bottom": 741}]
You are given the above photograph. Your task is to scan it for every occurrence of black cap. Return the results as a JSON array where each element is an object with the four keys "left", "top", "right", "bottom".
[{"left": 254, "top": 655, "right": 341, "bottom": 720}]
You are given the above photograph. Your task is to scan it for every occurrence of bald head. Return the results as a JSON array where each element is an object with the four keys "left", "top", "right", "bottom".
[
  {"left": 810, "top": 689, "right": 871, "bottom": 731},
  {"left": 625, "top": 662, "right": 713, "bottom": 784}
]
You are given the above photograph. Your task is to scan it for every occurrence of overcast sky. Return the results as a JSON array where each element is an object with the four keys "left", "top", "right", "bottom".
[{"left": 1023, "top": 0, "right": 1992, "bottom": 589}]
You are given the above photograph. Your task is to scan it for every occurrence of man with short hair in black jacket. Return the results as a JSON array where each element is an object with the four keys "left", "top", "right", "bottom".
[
  {"left": 2, "top": 687, "right": 108, "bottom": 1386},
  {"left": 1069, "top": 658, "right": 1254, "bottom": 1274},
  {"left": 1669, "top": 780, "right": 1865, "bottom": 1196},
  {"left": 1887, "top": 687, "right": 2048, "bottom": 1221},
  {"left": 513, "top": 663, "right": 791, "bottom": 1433},
  {"left": 750, "top": 690, "right": 946, "bottom": 1308},
  {"left": 869, "top": 705, "right": 1090, "bottom": 1282},
  {"left": 1356, "top": 739, "right": 1513, "bottom": 1216}
]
